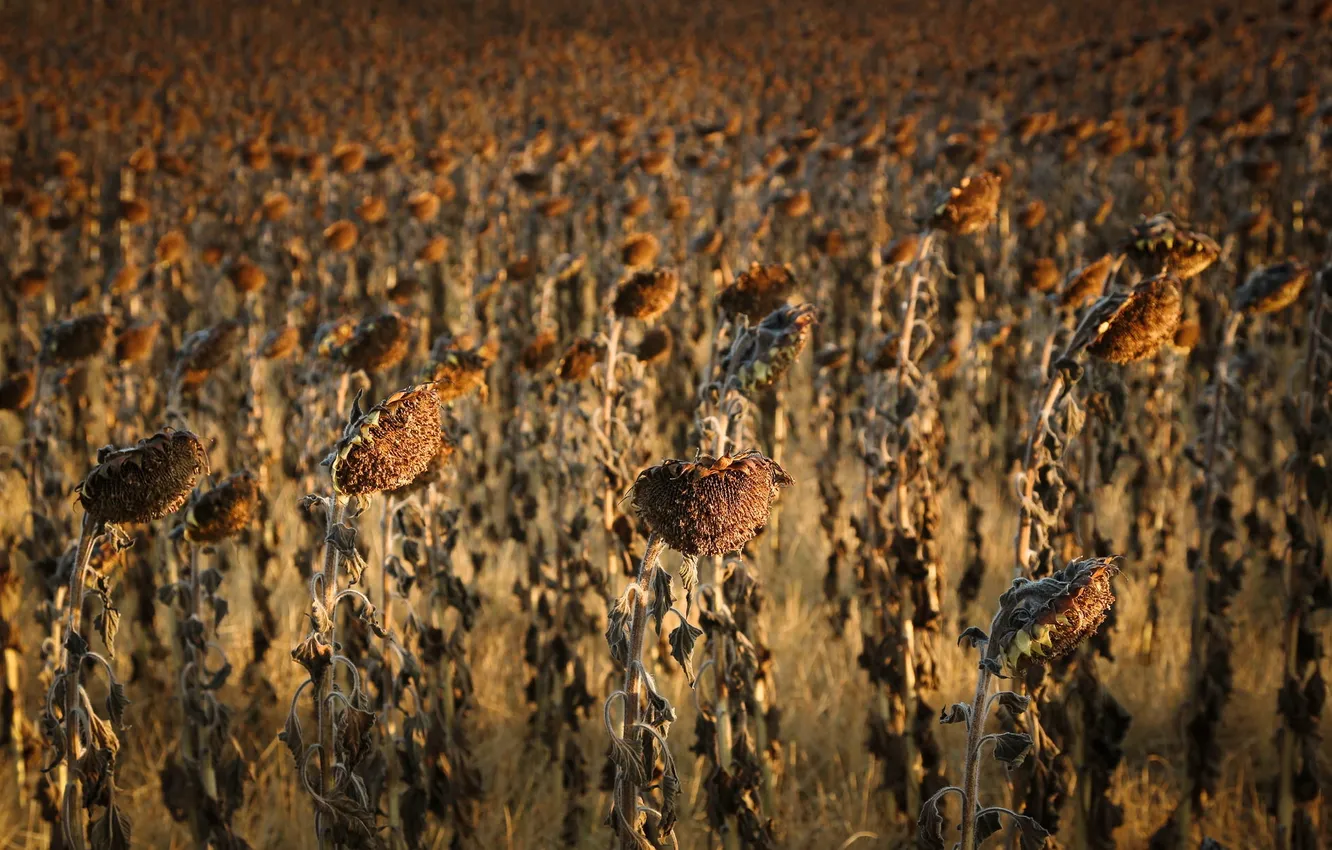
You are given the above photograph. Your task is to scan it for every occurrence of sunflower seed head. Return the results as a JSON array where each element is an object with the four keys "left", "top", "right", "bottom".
[
  {"left": 1125, "top": 213, "right": 1219, "bottom": 279},
  {"left": 612, "top": 268, "right": 679, "bottom": 321},
  {"left": 630, "top": 450, "right": 793, "bottom": 556},
  {"left": 1234, "top": 261, "right": 1310, "bottom": 316},
  {"left": 928, "top": 171, "right": 1002, "bottom": 235},
  {"left": 179, "top": 471, "right": 260, "bottom": 543},
  {"left": 77, "top": 429, "right": 210, "bottom": 525},
  {"left": 328, "top": 383, "right": 442, "bottom": 496},
  {"left": 724, "top": 303, "right": 817, "bottom": 395},
  {"left": 717, "top": 263, "right": 799, "bottom": 321},
  {"left": 1086, "top": 273, "right": 1183, "bottom": 364},
  {"left": 40, "top": 314, "right": 112, "bottom": 365},
  {"left": 987, "top": 557, "right": 1120, "bottom": 673}
]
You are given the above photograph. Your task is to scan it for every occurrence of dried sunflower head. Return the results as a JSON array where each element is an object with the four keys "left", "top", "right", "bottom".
[
  {"left": 323, "top": 220, "right": 359, "bottom": 253},
  {"left": 621, "top": 233, "right": 660, "bottom": 268},
  {"left": 985, "top": 557, "right": 1119, "bottom": 672},
  {"left": 613, "top": 268, "right": 678, "bottom": 322},
  {"left": 1125, "top": 213, "right": 1220, "bottom": 279},
  {"left": 1055, "top": 254, "right": 1116, "bottom": 310},
  {"left": 40, "top": 314, "right": 112, "bottom": 365},
  {"left": 718, "top": 262, "right": 798, "bottom": 321},
  {"left": 928, "top": 171, "right": 1001, "bottom": 235},
  {"left": 315, "top": 316, "right": 358, "bottom": 359},
  {"left": 261, "top": 325, "right": 301, "bottom": 360},
  {"left": 630, "top": 450, "right": 793, "bottom": 556},
  {"left": 557, "top": 337, "right": 605, "bottom": 382},
  {"left": 724, "top": 303, "right": 817, "bottom": 395},
  {"left": 1065, "top": 273, "right": 1183, "bottom": 365},
  {"left": 178, "top": 471, "right": 259, "bottom": 543},
  {"left": 115, "top": 321, "right": 160, "bottom": 365},
  {"left": 77, "top": 429, "right": 209, "bottom": 525},
  {"left": 1234, "top": 261, "right": 1310, "bottom": 315},
  {"left": 176, "top": 321, "right": 243, "bottom": 387},
  {"left": 0, "top": 370, "right": 36, "bottom": 411},
  {"left": 326, "top": 383, "right": 442, "bottom": 496},
  {"left": 425, "top": 344, "right": 488, "bottom": 403},
  {"left": 339, "top": 312, "right": 412, "bottom": 373},
  {"left": 521, "top": 329, "right": 559, "bottom": 372},
  {"left": 636, "top": 327, "right": 673, "bottom": 365}
]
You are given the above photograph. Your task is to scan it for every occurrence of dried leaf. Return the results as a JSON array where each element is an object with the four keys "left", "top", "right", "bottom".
[
  {"left": 991, "top": 732, "right": 1032, "bottom": 768},
  {"left": 668, "top": 620, "right": 704, "bottom": 686},
  {"left": 649, "top": 566, "right": 674, "bottom": 633},
  {"left": 916, "top": 791, "right": 948, "bottom": 850},
  {"left": 88, "top": 803, "right": 133, "bottom": 850},
  {"left": 939, "top": 703, "right": 970, "bottom": 725}
]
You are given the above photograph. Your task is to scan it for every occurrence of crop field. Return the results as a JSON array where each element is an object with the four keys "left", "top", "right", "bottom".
[{"left": 0, "top": 0, "right": 1330, "bottom": 848}]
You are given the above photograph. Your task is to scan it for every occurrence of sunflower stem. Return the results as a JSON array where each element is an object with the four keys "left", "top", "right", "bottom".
[
  {"left": 315, "top": 495, "right": 348, "bottom": 850},
  {"left": 59, "top": 513, "right": 102, "bottom": 849},
  {"left": 617, "top": 534, "right": 665, "bottom": 848}
]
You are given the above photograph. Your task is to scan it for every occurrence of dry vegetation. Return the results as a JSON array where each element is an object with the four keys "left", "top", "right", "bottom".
[{"left": 0, "top": 0, "right": 1330, "bottom": 848}]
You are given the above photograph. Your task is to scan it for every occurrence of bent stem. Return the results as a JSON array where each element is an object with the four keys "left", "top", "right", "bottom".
[
  {"left": 60, "top": 513, "right": 103, "bottom": 847},
  {"left": 616, "top": 533, "right": 666, "bottom": 848}
]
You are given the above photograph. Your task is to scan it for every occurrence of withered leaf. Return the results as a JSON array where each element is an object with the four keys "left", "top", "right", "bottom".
[
  {"left": 976, "top": 807, "right": 1050, "bottom": 850},
  {"left": 668, "top": 620, "right": 704, "bottom": 686},
  {"left": 649, "top": 566, "right": 674, "bottom": 633},
  {"left": 278, "top": 704, "right": 304, "bottom": 768},
  {"left": 957, "top": 626, "right": 988, "bottom": 649},
  {"left": 994, "top": 691, "right": 1031, "bottom": 714},
  {"left": 990, "top": 732, "right": 1032, "bottom": 769},
  {"left": 88, "top": 803, "right": 133, "bottom": 850},
  {"left": 338, "top": 706, "right": 377, "bottom": 770},
  {"left": 678, "top": 555, "right": 699, "bottom": 616},
  {"left": 106, "top": 679, "right": 130, "bottom": 726},
  {"left": 939, "top": 703, "right": 970, "bottom": 725},
  {"left": 916, "top": 791, "right": 948, "bottom": 850}
]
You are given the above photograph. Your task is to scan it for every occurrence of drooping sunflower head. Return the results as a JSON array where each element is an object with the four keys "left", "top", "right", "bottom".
[
  {"left": 77, "top": 429, "right": 210, "bottom": 526},
  {"left": 723, "top": 303, "right": 818, "bottom": 395},
  {"left": 612, "top": 267, "right": 679, "bottom": 322},
  {"left": 423, "top": 345, "right": 488, "bottom": 403},
  {"left": 40, "top": 313, "right": 112, "bottom": 366},
  {"left": 1125, "top": 213, "right": 1220, "bottom": 280},
  {"left": 339, "top": 312, "right": 412, "bottom": 374},
  {"left": 986, "top": 557, "right": 1120, "bottom": 673},
  {"left": 326, "top": 383, "right": 442, "bottom": 496},
  {"left": 178, "top": 471, "right": 260, "bottom": 543},
  {"left": 557, "top": 337, "right": 606, "bottom": 383},
  {"left": 1087, "top": 273, "right": 1183, "bottom": 365},
  {"left": 629, "top": 450, "right": 793, "bottom": 556},
  {"left": 1234, "top": 261, "right": 1310, "bottom": 316},
  {"left": 717, "top": 262, "right": 798, "bottom": 322},
  {"left": 928, "top": 171, "right": 1001, "bottom": 235}
]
